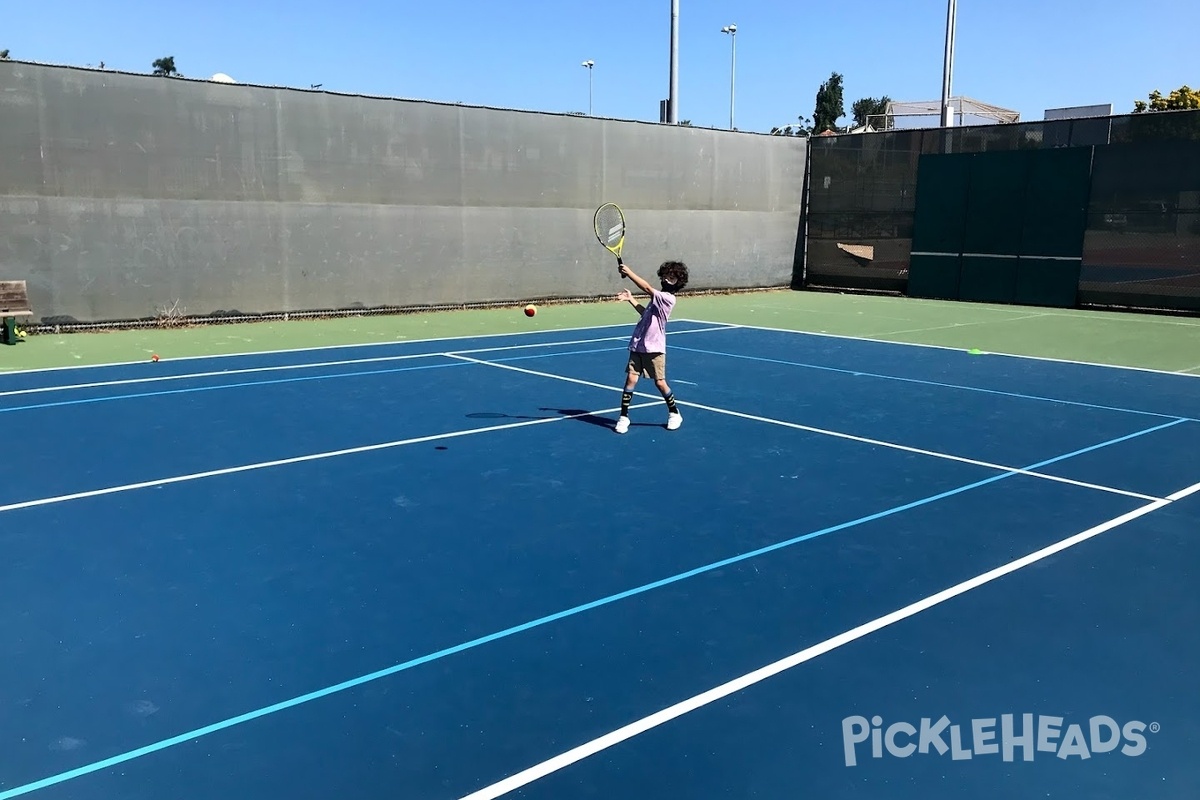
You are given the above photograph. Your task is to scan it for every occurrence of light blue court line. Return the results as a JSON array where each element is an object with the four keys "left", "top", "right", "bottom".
[
  {"left": 0, "top": 327, "right": 655, "bottom": 401},
  {"left": 0, "top": 321, "right": 723, "bottom": 383},
  {"left": 0, "top": 361, "right": 471, "bottom": 414},
  {"left": 674, "top": 317, "right": 1200, "bottom": 381},
  {"left": 0, "top": 417, "right": 1183, "bottom": 799},
  {"left": 672, "top": 344, "right": 1196, "bottom": 422},
  {"left": 489, "top": 346, "right": 624, "bottom": 363},
  {"left": 0, "top": 322, "right": 641, "bottom": 380},
  {"left": 1017, "top": 417, "right": 1187, "bottom": 470},
  {"left": 0, "top": 346, "right": 627, "bottom": 414}
]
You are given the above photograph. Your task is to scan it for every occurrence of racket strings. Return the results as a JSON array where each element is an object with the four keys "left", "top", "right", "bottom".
[{"left": 596, "top": 207, "right": 625, "bottom": 245}]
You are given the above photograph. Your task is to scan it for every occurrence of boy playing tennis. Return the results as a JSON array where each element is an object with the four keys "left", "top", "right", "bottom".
[{"left": 613, "top": 260, "right": 689, "bottom": 434}]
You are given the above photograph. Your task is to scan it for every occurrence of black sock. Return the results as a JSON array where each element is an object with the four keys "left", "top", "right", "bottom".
[
  {"left": 621, "top": 391, "right": 632, "bottom": 416},
  {"left": 665, "top": 393, "right": 678, "bottom": 413}
]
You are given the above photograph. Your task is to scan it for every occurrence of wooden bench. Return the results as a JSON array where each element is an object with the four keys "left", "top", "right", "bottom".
[{"left": 0, "top": 280, "right": 32, "bottom": 344}]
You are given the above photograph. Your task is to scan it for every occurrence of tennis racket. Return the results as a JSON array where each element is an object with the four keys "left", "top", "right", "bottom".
[{"left": 593, "top": 203, "right": 627, "bottom": 272}]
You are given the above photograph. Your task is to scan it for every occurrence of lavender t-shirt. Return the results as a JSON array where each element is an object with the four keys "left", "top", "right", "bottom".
[{"left": 628, "top": 290, "right": 676, "bottom": 353}]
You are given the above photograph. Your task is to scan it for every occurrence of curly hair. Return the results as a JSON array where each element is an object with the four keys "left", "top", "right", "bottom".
[{"left": 657, "top": 260, "right": 689, "bottom": 292}]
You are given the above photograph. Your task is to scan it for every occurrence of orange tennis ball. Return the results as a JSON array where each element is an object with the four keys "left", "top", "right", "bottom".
[
  {"left": 524, "top": 305, "right": 536, "bottom": 317},
  {"left": 151, "top": 354, "right": 159, "bottom": 362}
]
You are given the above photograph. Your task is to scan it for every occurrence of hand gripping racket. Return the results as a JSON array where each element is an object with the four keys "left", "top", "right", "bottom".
[{"left": 593, "top": 203, "right": 627, "bottom": 274}]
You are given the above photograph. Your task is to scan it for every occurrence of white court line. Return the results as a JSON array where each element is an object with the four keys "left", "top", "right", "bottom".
[
  {"left": 993, "top": 306, "right": 1200, "bottom": 328},
  {"left": 671, "top": 345, "right": 1185, "bottom": 421},
  {"left": 681, "top": 400, "right": 1168, "bottom": 502},
  {"left": 0, "top": 326, "right": 738, "bottom": 399},
  {"left": 448, "top": 355, "right": 1166, "bottom": 502},
  {"left": 0, "top": 322, "right": 651, "bottom": 378},
  {"left": 869, "top": 313, "right": 1048, "bottom": 338},
  {"left": 1027, "top": 309, "right": 1200, "bottom": 328},
  {"left": 459, "top": 478, "right": 1200, "bottom": 800},
  {"left": 0, "top": 402, "right": 659, "bottom": 514},
  {"left": 0, "top": 352, "right": 440, "bottom": 398},
  {"left": 677, "top": 318, "right": 1200, "bottom": 380}
]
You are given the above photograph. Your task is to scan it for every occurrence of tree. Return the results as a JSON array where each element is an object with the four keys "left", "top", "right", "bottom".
[
  {"left": 851, "top": 96, "right": 890, "bottom": 130},
  {"left": 813, "top": 72, "right": 845, "bottom": 133},
  {"left": 1134, "top": 85, "right": 1200, "bottom": 112},
  {"left": 152, "top": 56, "right": 179, "bottom": 77},
  {"left": 0, "top": 50, "right": 10, "bottom": 60},
  {"left": 1125, "top": 84, "right": 1200, "bottom": 142}
]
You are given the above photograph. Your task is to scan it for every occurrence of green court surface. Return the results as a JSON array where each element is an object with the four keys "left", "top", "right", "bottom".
[{"left": 6, "top": 290, "right": 1200, "bottom": 375}]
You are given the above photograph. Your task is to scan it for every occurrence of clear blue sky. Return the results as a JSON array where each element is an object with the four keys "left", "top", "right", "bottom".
[{"left": 5, "top": 0, "right": 1196, "bottom": 133}]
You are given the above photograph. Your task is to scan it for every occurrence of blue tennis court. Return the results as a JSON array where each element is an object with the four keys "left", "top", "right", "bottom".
[{"left": 1, "top": 319, "right": 1197, "bottom": 800}]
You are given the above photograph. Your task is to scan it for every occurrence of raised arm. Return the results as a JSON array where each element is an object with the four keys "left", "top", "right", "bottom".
[{"left": 618, "top": 263, "right": 656, "bottom": 296}]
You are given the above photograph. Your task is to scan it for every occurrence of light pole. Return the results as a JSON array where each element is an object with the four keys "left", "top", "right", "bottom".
[
  {"left": 940, "top": 0, "right": 957, "bottom": 127},
  {"left": 581, "top": 60, "right": 594, "bottom": 115},
  {"left": 721, "top": 24, "right": 737, "bottom": 130},
  {"left": 668, "top": 0, "right": 679, "bottom": 123}
]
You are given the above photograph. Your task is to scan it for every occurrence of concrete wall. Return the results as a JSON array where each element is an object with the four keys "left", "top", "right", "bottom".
[{"left": 0, "top": 61, "right": 807, "bottom": 324}]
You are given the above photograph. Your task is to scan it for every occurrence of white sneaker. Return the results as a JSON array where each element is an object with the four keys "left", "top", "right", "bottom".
[
  {"left": 666, "top": 411, "right": 683, "bottom": 431},
  {"left": 614, "top": 415, "right": 630, "bottom": 434}
]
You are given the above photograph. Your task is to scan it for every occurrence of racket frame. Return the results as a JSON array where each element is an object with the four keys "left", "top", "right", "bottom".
[{"left": 593, "top": 202, "right": 627, "bottom": 267}]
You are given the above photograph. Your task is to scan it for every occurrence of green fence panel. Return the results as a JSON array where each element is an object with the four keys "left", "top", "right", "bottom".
[
  {"left": 1021, "top": 146, "right": 1093, "bottom": 257},
  {"left": 910, "top": 152, "right": 972, "bottom": 253},
  {"left": 1014, "top": 258, "right": 1082, "bottom": 307},
  {"left": 908, "top": 152, "right": 971, "bottom": 299},
  {"left": 961, "top": 150, "right": 1031, "bottom": 259},
  {"left": 959, "top": 255, "right": 1018, "bottom": 304},
  {"left": 1012, "top": 147, "right": 1092, "bottom": 306},
  {"left": 907, "top": 254, "right": 961, "bottom": 300}
]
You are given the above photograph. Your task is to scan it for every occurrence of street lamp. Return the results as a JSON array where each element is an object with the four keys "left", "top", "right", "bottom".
[
  {"left": 721, "top": 24, "right": 737, "bottom": 130},
  {"left": 940, "top": 0, "right": 957, "bottom": 128},
  {"left": 581, "top": 60, "right": 594, "bottom": 115}
]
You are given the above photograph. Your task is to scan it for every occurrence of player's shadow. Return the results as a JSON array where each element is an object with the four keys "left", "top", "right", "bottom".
[
  {"left": 464, "top": 412, "right": 546, "bottom": 421},
  {"left": 542, "top": 407, "right": 627, "bottom": 430},
  {"left": 465, "top": 408, "right": 653, "bottom": 431}
]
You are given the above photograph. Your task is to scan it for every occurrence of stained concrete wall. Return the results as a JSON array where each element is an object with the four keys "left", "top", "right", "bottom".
[{"left": 0, "top": 61, "right": 807, "bottom": 324}]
